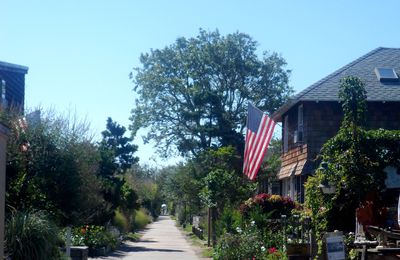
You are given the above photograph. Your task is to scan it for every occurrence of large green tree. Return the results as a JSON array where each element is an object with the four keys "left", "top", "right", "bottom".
[
  {"left": 130, "top": 29, "right": 292, "bottom": 157},
  {"left": 99, "top": 117, "right": 139, "bottom": 176}
]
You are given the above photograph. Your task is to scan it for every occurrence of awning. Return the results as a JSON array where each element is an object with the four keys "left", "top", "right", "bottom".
[{"left": 277, "top": 159, "right": 308, "bottom": 180}]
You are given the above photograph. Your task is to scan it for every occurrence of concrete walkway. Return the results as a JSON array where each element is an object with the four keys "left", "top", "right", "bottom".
[{"left": 89, "top": 216, "right": 203, "bottom": 260}]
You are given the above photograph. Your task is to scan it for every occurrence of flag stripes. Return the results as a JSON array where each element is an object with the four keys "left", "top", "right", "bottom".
[{"left": 243, "top": 103, "right": 276, "bottom": 180}]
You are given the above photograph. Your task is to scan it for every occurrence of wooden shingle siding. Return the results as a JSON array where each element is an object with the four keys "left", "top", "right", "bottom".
[
  {"left": 366, "top": 102, "right": 400, "bottom": 130},
  {"left": 0, "top": 68, "right": 26, "bottom": 109},
  {"left": 274, "top": 48, "right": 400, "bottom": 201},
  {"left": 281, "top": 144, "right": 307, "bottom": 168},
  {"left": 305, "top": 102, "right": 342, "bottom": 160},
  {"left": 281, "top": 101, "right": 400, "bottom": 172}
]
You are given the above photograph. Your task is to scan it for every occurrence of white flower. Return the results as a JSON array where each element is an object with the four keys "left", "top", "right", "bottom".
[
  {"left": 251, "top": 221, "right": 255, "bottom": 226},
  {"left": 236, "top": 227, "right": 242, "bottom": 233},
  {"left": 261, "top": 246, "right": 266, "bottom": 252}
]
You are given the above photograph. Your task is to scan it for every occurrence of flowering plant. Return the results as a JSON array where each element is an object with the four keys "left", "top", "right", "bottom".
[
  {"left": 240, "top": 193, "right": 300, "bottom": 219},
  {"left": 70, "top": 225, "right": 118, "bottom": 250},
  {"left": 264, "top": 247, "right": 286, "bottom": 260}
]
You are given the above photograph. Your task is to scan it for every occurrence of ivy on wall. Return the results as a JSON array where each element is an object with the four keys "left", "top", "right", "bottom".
[{"left": 304, "top": 76, "right": 400, "bottom": 256}]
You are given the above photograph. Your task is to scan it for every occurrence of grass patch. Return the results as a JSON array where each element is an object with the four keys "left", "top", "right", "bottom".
[
  {"left": 124, "top": 232, "right": 141, "bottom": 242},
  {"left": 180, "top": 224, "right": 212, "bottom": 259},
  {"left": 184, "top": 223, "right": 192, "bottom": 233},
  {"left": 202, "top": 246, "right": 214, "bottom": 258}
]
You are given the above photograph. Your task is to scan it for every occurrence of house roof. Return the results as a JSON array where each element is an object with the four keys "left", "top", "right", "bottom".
[
  {"left": 0, "top": 61, "right": 29, "bottom": 74},
  {"left": 272, "top": 47, "right": 400, "bottom": 121}
]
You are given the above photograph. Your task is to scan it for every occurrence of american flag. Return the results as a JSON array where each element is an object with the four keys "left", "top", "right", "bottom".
[{"left": 243, "top": 103, "right": 276, "bottom": 180}]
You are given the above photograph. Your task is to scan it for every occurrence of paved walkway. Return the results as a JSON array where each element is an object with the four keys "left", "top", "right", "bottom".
[{"left": 89, "top": 216, "right": 203, "bottom": 260}]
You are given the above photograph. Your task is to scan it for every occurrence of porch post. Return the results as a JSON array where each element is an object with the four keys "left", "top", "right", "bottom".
[{"left": 0, "top": 123, "right": 9, "bottom": 259}]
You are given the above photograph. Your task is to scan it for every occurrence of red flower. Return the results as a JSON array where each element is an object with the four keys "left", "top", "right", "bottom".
[
  {"left": 268, "top": 247, "right": 277, "bottom": 254},
  {"left": 254, "top": 193, "right": 271, "bottom": 204}
]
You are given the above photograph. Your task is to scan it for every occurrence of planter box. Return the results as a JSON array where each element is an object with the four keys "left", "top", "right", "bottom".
[
  {"left": 192, "top": 226, "right": 204, "bottom": 239},
  {"left": 70, "top": 246, "right": 88, "bottom": 260},
  {"left": 287, "top": 243, "right": 310, "bottom": 259}
]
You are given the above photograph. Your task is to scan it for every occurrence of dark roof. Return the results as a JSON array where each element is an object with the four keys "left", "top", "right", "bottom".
[
  {"left": 273, "top": 47, "right": 400, "bottom": 121},
  {"left": 0, "top": 61, "right": 29, "bottom": 74}
]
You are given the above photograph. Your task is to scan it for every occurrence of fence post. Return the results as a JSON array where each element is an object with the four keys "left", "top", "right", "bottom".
[{"left": 207, "top": 207, "right": 211, "bottom": 247}]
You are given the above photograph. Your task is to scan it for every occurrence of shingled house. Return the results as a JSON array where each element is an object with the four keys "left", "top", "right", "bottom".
[
  {"left": 271, "top": 47, "right": 400, "bottom": 202},
  {"left": 0, "top": 61, "right": 29, "bottom": 110}
]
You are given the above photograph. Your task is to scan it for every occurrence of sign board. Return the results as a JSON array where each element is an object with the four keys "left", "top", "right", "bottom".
[
  {"left": 192, "top": 216, "right": 200, "bottom": 228},
  {"left": 385, "top": 166, "right": 400, "bottom": 189},
  {"left": 326, "top": 232, "right": 345, "bottom": 260}
]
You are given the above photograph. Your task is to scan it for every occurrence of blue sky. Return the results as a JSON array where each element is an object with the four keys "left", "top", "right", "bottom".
[{"left": 1, "top": 1, "right": 400, "bottom": 166}]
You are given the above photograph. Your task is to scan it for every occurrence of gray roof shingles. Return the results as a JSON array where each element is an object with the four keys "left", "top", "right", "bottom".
[
  {"left": 0, "top": 61, "right": 28, "bottom": 74},
  {"left": 273, "top": 47, "right": 400, "bottom": 120}
]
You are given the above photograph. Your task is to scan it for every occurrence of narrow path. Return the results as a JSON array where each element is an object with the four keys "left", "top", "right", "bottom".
[{"left": 89, "top": 216, "right": 202, "bottom": 260}]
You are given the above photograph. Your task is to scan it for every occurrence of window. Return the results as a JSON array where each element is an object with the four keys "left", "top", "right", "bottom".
[
  {"left": 298, "top": 104, "right": 303, "bottom": 129},
  {"left": 374, "top": 68, "right": 399, "bottom": 82},
  {"left": 284, "top": 115, "right": 289, "bottom": 152},
  {"left": 0, "top": 79, "right": 6, "bottom": 107},
  {"left": 295, "top": 105, "right": 304, "bottom": 143},
  {"left": 282, "top": 177, "right": 295, "bottom": 200},
  {"left": 289, "top": 176, "right": 295, "bottom": 199}
]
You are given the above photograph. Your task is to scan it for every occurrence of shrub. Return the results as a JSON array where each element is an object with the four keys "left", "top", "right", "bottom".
[
  {"left": 113, "top": 209, "right": 129, "bottom": 233},
  {"left": 5, "top": 211, "right": 63, "bottom": 260},
  {"left": 124, "top": 232, "right": 141, "bottom": 242},
  {"left": 214, "top": 226, "right": 287, "bottom": 260},
  {"left": 215, "top": 206, "right": 242, "bottom": 238},
  {"left": 240, "top": 193, "right": 299, "bottom": 220},
  {"left": 133, "top": 208, "right": 151, "bottom": 230},
  {"left": 71, "top": 225, "right": 118, "bottom": 250},
  {"left": 214, "top": 232, "right": 262, "bottom": 260}
]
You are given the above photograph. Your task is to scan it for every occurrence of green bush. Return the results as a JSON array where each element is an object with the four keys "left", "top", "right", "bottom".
[
  {"left": 124, "top": 232, "right": 141, "bottom": 242},
  {"left": 214, "top": 225, "right": 287, "bottom": 260},
  {"left": 133, "top": 208, "right": 151, "bottom": 230},
  {"left": 5, "top": 211, "right": 63, "bottom": 260},
  {"left": 213, "top": 229, "right": 262, "bottom": 260},
  {"left": 113, "top": 209, "right": 129, "bottom": 233},
  {"left": 215, "top": 206, "right": 242, "bottom": 238}
]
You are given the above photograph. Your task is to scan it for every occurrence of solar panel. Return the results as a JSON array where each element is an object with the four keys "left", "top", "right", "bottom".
[{"left": 375, "top": 68, "right": 399, "bottom": 82}]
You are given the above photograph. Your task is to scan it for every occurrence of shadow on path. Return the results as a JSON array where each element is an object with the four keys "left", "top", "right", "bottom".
[
  {"left": 94, "top": 242, "right": 184, "bottom": 259},
  {"left": 90, "top": 216, "right": 200, "bottom": 259}
]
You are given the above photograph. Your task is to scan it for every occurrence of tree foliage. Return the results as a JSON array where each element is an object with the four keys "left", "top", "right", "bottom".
[
  {"left": 158, "top": 146, "right": 255, "bottom": 226},
  {"left": 339, "top": 76, "right": 367, "bottom": 128},
  {"left": 127, "top": 165, "right": 163, "bottom": 219},
  {"left": 6, "top": 109, "right": 105, "bottom": 225},
  {"left": 97, "top": 117, "right": 140, "bottom": 222},
  {"left": 130, "top": 29, "right": 292, "bottom": 157},
  {"left": 258, "top": 138, "right": 282, "bottom": 181},
  {"left": 99, "top": 117, "right": 139, "bottom": 176},
  {"left": 199, "top": 146, "right": 255, "bottom": 209}
]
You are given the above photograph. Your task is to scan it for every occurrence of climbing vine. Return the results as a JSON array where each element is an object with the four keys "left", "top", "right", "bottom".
[{"left": 305, "top": 76, "right": 400, "bottom": 257}]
